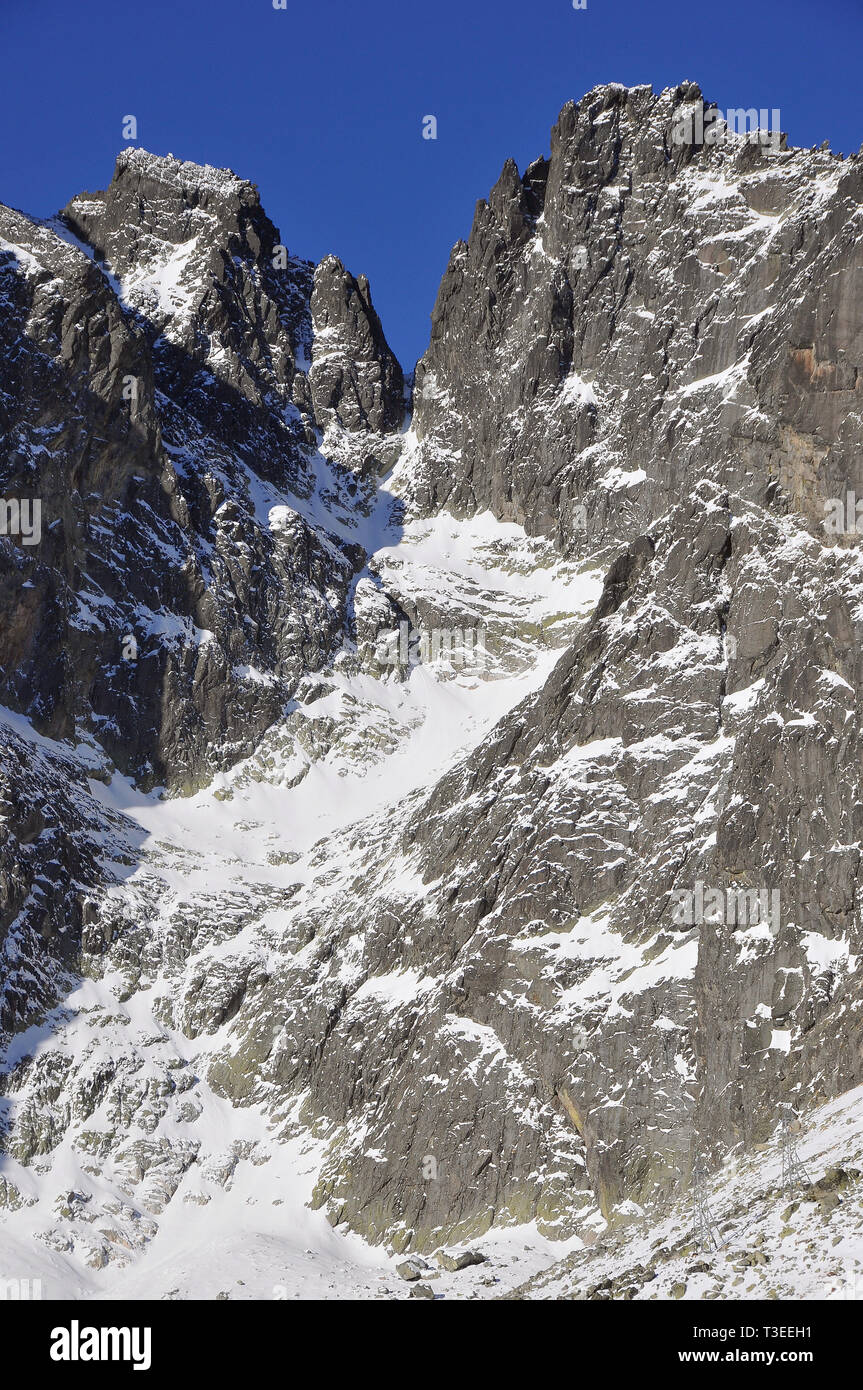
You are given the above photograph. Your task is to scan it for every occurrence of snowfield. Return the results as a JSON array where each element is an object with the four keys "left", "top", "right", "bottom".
[{"left": 0, "top": 509, "right": 603, "bottom": 1299}]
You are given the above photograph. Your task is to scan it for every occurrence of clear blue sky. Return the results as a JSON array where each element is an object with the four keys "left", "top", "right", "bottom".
[{"left": 3, "top": 0, "right": 861, "bottom": 369}]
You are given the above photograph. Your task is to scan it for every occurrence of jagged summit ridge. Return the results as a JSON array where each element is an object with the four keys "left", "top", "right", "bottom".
[
  {"left": 66, "top": 147, "right": 266, "bottom": 233},
  {"left": 114, "top": 146, "right": 257, "bottom": 196}
]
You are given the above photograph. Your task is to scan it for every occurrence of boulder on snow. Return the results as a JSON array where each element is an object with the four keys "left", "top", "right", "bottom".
[{"left": 435, "top": 1248, "right": 487, "bottom": 1272}]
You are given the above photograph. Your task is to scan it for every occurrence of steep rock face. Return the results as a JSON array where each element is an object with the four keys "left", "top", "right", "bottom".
[
  {"left": 409, "top": 81, "right": 863, "bottom": 558},
  {"left": 252, "top": 487, "right": 863, "bottom": 1246},
  {"left": 0, "top": 717, "right": 130, "bottom": 1041},
  {"left": 60, "top": 148, "right": 310, "bottom": 465},
  {"left": 397, "top": 491, "right": 863, "bottom": 1224},
  {"left": 0, "top": 150, "right": 404, "bottom": 796},
  {"left": 309, "top": 255, "right": 405, "bottom": 438}
]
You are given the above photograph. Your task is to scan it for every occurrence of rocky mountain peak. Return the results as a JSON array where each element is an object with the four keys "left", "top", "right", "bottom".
[
  {"left": 310, "top": 253, "right": 405, "bottom": 434},
  {"left": 62, "top": 147, "right": 276, "bottom": 267},
  {"left": 410, "top": 80, "right": 860, "bottom": 551}
]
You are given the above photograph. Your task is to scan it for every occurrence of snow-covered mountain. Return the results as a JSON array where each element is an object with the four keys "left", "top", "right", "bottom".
[{"left": 2, "top": 81, "right": 863, "bottom": 1299}]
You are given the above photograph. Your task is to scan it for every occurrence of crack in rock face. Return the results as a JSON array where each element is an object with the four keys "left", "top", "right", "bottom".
[{"left": 2, "top": 79, "right": 863, "bottom": 1297}]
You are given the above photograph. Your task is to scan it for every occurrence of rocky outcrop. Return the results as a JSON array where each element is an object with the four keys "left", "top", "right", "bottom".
[{"left": 309, "top": 255, "right": 405, "bottom": 437}]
